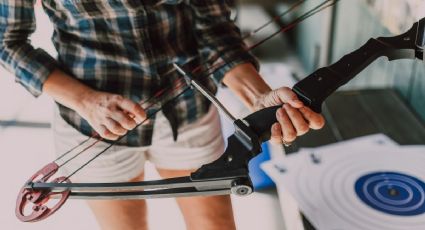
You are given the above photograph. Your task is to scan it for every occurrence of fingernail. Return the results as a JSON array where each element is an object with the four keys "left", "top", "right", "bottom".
[
  {"left": 294, "top": 99, "right": 303, "bottom": 104},
  {"left": 277, "top": 108, "right": 283, "bottom": 116}
]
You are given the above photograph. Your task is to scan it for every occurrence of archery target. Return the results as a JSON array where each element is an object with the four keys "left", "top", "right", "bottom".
[
  {"left": 261, "top": 136, "right": 425, "bottom": 230},
  {"left": 355, "top": 172, "right": 425, "bottom": 216}
]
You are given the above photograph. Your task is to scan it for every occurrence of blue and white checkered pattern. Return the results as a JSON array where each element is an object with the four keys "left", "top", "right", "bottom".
[{"left": 0, "top": 0, "right": 258, "bottom": 146}]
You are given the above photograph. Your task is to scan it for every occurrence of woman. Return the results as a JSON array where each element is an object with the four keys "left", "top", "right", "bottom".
[{"left": 0, "top": 1, "right": 324, "bottom": 229}]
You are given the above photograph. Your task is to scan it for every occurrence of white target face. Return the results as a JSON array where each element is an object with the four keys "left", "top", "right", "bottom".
[{"left": 262, "top": 135, "right": 425, "bottom": 230}]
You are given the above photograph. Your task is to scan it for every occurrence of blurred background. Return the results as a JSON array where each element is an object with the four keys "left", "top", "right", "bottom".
[{"left": 1, "top": 0, "right": 424, "bottom": 229}]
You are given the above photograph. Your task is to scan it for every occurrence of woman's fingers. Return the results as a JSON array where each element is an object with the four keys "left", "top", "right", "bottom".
[
  {"left": 79, "top": 92, "right": 148, "bottom": 140},
  {"left": 276, "top": 107, "right": 297, "bottom": 143},
  {"left": 275, "top": 87, "right": 304, "bottom": 108},
  {"left": 104, "top": 117, "right": 127, "bottom": 136},
  {"left": 259, "top": 87, "right": 325, "bottom": 145},
  {"left": 271, "top": 104, "right": 325, "bottom": 145},
  {"left": 109, "top": 109, "right": 137, "bottom": 130},
  {"left": 118, "top": 97, "right": 146, "bottom": 123},
  {"left": 270, "top": 123, "right": 283, "bottom": 144},
  {"left": 96, "top": 124, "right": 120, "bottom": 140},
  {"left": 283, "top": 104, "right": 310, "bottom": 136},
  {"left": 299, "top": 107, "right": 325, "bottom": 130}
]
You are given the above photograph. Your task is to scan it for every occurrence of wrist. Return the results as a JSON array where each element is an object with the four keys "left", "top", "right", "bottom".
[
  {"left": 223, "top": 63, "right": 271, "bottom": 111},
  {"left": 43, "top": 69, "right": 96, "bottom": 112},
  {"left": 74, "top": 88, "right": 97, "bottom": 114},
  {"left": 252, "top": 92, "right": 269, "bottom": 110}
]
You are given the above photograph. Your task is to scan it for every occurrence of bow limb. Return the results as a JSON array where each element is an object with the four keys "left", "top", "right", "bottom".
[{"left": 293, "top": 17, "right": 425, "bottom": 113}]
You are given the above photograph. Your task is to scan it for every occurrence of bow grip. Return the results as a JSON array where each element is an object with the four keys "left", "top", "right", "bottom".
[
  {"left": 243, "top": 86, "right": 319, "bottom": 143},
  {"left": 292, "top": 74, "right": 327, "bottom": 113},
  {"left": 243, "top": 105, "right": 281, "bottom": 143}
]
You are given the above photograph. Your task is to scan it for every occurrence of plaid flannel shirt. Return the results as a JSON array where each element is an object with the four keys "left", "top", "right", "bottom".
[{"left": 0, "top": 0, "right": 258, "bottom": 146}]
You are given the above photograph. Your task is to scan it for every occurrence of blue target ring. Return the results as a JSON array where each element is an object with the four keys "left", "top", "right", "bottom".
[{"left": 355, "top": 172, "right": 425, "bottom": 216}]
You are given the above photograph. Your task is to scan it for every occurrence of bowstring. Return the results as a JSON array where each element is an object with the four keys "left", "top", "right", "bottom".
[
  {"left": 241, "top": 0, "right": 306, "bottom": 40},
  {"left": 53, "top": 0, "right": 336, "bottom": 181},
  {"left": 56, "top": 77, "right": 188, "bottom": 169},
  {"left": 62, "top": 87, "right": 192, "bottom": 181},
  {"left": 49, "top": 0, "right": 306, "bottom": 165},
  {"left": 142, "top": 0, "right": 338, "bottom": 128},
  {"left": 200, "top": 0, "right": 338, "bottom": 78}
]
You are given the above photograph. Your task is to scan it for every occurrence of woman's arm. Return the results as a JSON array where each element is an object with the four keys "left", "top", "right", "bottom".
[
  {"left": 188, "top": 1, "right": 325, "bottom": 144},
  {"left": 43, "top": 69, "right": 146, "bottom": 140},
  {"left": 0, "top": 0, "right": 57, "bottom": 96},
  {"left": 0, "top": 1, "right": 145, "bottom": 140}
]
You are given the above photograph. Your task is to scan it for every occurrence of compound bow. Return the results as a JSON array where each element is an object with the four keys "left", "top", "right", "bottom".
[{"left": 15, "top": 0, "right": 424, "bottom": 222}]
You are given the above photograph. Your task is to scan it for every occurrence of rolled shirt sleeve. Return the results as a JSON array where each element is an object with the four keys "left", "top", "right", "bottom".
[
  {"left": 188, "top": 0, "right": 259, "bottom": 85},
  {"left": 0, "top": 0, "right": 58, "bottom": 97}
]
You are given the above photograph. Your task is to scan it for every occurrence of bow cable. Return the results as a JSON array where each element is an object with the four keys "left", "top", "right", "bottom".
[
  {"left": 50, "top": 0, "right": 307, "bottom": 167},
  {"left": 41, "top": 0, "right": 337, "bottom": 182},
  {"left": 241, "top": 0, "right": 306, "bottom": 40},
  {"left": 200, "top": 0, "right": 338, "bottom": 78}
]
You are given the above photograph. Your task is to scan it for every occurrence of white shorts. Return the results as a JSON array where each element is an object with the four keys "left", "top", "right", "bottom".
[{"left": 52, "top": 106, "right": 224, "bottom": 183}]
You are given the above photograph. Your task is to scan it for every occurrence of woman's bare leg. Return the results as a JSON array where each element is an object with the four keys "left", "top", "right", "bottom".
[
  {"left": 86, "top": 173, "right": 148, "bottom": 230},
  {"left": 157, "top": 168, "right": 236, "bottom": 230}
]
